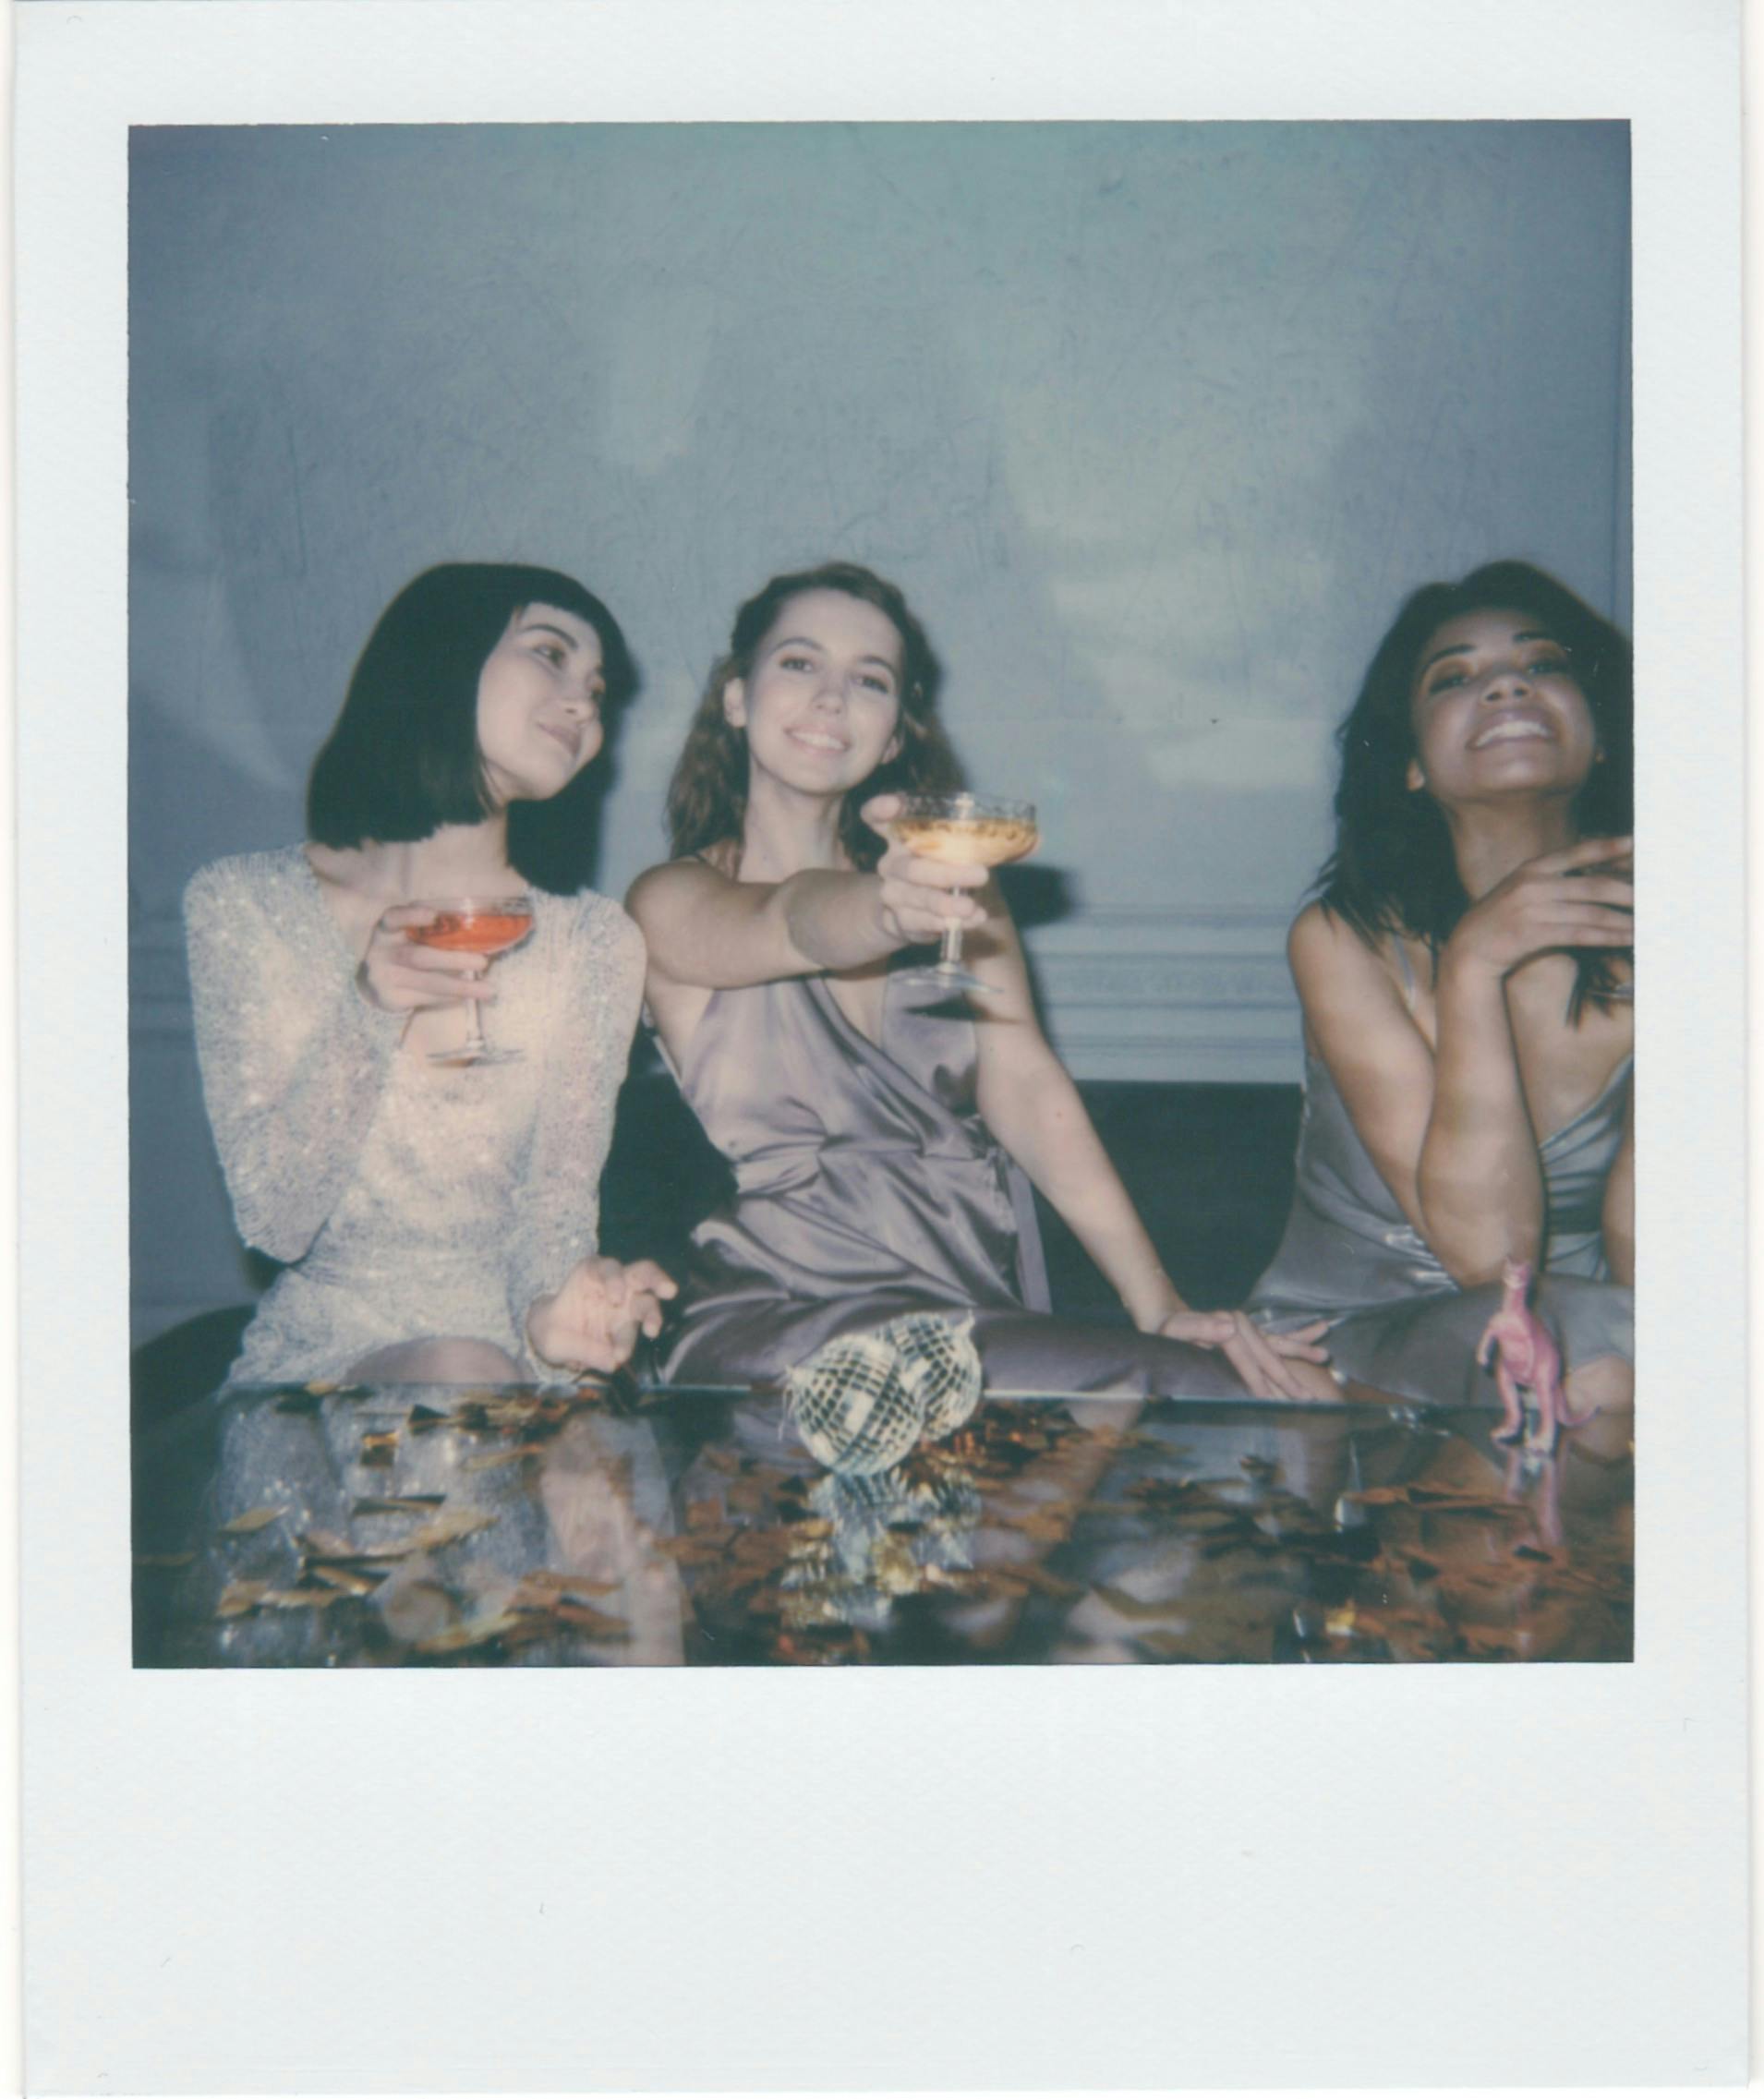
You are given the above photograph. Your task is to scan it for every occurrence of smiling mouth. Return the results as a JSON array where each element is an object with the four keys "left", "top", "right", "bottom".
[
  {"left": 787, "top": 729, "right": 850, "bottom": 754},
  {"left": 538, "top": 721, "right": 580, "bottom": 758},
  {"left": 1470, "top": 714, "right": 1553, "bottom": 751}
]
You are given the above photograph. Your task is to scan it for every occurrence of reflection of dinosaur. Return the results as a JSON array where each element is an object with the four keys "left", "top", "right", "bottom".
[{"left": 1478, "top": 1259, "right": 1591, "bottom": 1454}]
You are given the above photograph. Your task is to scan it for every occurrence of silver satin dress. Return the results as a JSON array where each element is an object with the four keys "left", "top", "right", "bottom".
[
  {"left": 1248, "top": 1049, "right": 1633, "bottom": 1408},
  {"left": 658, "top": 968, "right": 1246, "bottom": 1400}
]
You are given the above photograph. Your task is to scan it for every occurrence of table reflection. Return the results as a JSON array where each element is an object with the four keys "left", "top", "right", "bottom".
[{"left": 133, "top": 1383, "right": 1632, "bottom": 1667}]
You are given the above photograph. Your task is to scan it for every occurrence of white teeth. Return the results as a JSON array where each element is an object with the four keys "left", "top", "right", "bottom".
[
  {"left": 791, "top": 730, "right": 846, "bottom": 752},
  {"left": 1472, "top": 718, "right": 1551, "bottom": 749}
]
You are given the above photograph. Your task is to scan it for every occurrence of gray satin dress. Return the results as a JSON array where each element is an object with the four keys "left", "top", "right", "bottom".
[
  {"left": 658, "top": 968, "right": 1246, "bottom": 1400},
  {"left": 1248, "top": 1042, "right": 1633, "bottom": 1409}
]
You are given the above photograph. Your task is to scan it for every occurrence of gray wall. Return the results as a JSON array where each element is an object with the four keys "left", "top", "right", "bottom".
[{"left": 129, "top": 121, "right": 1630, "bottom": 1344}]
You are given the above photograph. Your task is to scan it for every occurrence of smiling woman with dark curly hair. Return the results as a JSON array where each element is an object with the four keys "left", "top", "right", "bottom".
[{"left": 1248, "top": 561, "right": 1634, "bottom": 1419}]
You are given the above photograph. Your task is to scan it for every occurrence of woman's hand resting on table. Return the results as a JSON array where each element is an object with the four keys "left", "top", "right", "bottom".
[
  {"left": 1151, "top": 1309, "right": 1335, "bottom": 1403},
  {"left": 861, "top": 794, "right": 989, "bottom": 949},
  {"left": 526, "top": 1257, "right": 679, "bottom": 1377},
  {"left": 355, "top": 903, "right": 498, "bottom": 1013}
]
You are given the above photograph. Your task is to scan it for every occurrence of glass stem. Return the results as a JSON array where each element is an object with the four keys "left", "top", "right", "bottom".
[
  {"left": 938, "top": 923, "right": 965, "bottom": 973},
  {"left": 463, "top": 987, "right": 488, "bottom": 1057}
]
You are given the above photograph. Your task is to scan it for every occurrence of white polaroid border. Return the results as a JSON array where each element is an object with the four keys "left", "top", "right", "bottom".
[{"left": 17, "top": 2, "right": 1746, "bottom": 2092}]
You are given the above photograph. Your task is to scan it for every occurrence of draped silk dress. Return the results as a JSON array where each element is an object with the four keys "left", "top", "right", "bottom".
[
  {"left": 1248, "top": 1034, "right": 1633, "bottom": 1410},
  {"left": 658, "top": 967, "right": 1245, "bottom": 1400}
]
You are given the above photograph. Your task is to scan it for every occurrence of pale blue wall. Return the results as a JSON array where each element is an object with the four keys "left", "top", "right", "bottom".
[{"left": 129, "top": 121, "right": 1630, "bottom": 1342}]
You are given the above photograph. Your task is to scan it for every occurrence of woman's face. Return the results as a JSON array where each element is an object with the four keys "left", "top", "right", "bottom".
[
  {"left": 723, "top": 588, "right": 905, "bottom": 799},
  {"left": 1406, "top": 607, "right": 1598, "bottom": 806},
  {"left": 476, "top": 603, "right": 607, "bottom": 808}
]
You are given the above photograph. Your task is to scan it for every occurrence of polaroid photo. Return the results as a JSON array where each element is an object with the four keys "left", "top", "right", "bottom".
[{"left": 16, "top": 0, "right": 1747, "bottom": 2089}]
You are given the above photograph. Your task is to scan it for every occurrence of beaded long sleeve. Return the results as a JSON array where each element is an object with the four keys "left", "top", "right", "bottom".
[{"left": 185, "top": 850, "right": 407, "bottom": 1262}]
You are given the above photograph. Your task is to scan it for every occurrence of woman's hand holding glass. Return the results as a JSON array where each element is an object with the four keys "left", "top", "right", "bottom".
[
  {"left": 1441, "top": 835, "right": 1633, "bottom": 984},
  {"left": 861, "top": 793, "right": 989, "bottom": 949},
  {"left": 355, "top": 902, "right": 501, "bottom": 1014},
  {"left": 1152, "top": 1307, "right": 1335, "bottom": 1402},
  {"left": 526, "top": 1256, "right": 679, "bottom": 1377}
]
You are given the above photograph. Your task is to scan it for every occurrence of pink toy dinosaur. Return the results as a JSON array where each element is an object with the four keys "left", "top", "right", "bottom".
[{"left": 1478, "top": 1258, "right": 1592, "bottom": 1454}]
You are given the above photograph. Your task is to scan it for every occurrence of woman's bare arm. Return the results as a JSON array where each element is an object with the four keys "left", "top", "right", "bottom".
[
  {"left": 972, "top": 900, "right": 1327, "bottom": 1397},
  {"left": 969, "top": 899, "right": 1178, "bottom": 1327},
  {"left": 1287, "top": 900, "right": 1446, "bottom": 1225},
  {"left": 626, "top": 799, "right": 985, "bottom": 992}
]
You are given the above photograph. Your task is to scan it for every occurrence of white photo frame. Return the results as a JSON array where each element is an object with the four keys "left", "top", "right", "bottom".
[{"left": 18, "top": 2, "right": 1746, "bottom": 2089}]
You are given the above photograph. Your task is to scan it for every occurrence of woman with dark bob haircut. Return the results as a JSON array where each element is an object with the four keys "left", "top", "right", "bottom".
[
  {"left": 1248, "top": 560, "right": 1634, "bottom": 1419},
  {"left": 627, "top": 561, "right": 1328, "bottom": 1401},
  {"left": 186, "top": 561, "right": 674, "bottom": 1386}
]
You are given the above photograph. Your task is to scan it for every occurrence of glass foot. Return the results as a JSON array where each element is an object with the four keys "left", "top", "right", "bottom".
[
  {"left": 427, "top": 1044, "right": 526, "bottom": 1066},
  {"left": 895, "top": 963, "right": 998, "bottom": 996}
]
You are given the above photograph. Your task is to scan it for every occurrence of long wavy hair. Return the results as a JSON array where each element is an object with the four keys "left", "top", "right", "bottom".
[
  {"left": 665, "top": 561, "right": 961, "bottom": 872},
  {"left": 308, "top": 561, "right": 635, "bottom": 895},
  {"left": 1317, "top": 560, "right": 1633, "bottom": 1017}
]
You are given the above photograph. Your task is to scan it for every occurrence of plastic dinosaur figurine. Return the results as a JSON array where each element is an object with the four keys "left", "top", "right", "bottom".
[{"left": 1477, "top": 1258, "right": 1591, "bottom": 1453}]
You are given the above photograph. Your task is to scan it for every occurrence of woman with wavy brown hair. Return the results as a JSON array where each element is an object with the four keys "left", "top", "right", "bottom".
[{"left": 628, "top": 560, "right": 1327, "bottom": 1399}]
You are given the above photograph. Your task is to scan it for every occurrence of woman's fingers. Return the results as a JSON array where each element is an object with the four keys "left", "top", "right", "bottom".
[
  {"left": 1217, "top": 1325, "right": 1304, "bottom": 1401},
  {"left": 1535, "top": 834, "right": 1633, "bottom": 876},
  {"left": 859, "top": 792, "right": 904, "bottom": 835},
  {"left": 1266, "top": 1319, "right": 1333, "bottom": 1364}
]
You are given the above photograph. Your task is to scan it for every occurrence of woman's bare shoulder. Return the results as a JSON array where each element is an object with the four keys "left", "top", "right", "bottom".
[{"left": 626, "top": 851, "right": 736, "bottom": 920}]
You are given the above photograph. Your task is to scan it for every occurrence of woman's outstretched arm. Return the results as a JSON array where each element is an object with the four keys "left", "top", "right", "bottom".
[{"left": 626, "top": 796, "right": 984, "bottom": 994}]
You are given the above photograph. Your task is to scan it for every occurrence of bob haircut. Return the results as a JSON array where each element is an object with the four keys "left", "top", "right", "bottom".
[
  {"left": 1317, "top": 559, "right": 1633, "bottom": 1017},
  {"left": 665, "top": 561, "right": 961, "bottom": 872},
  {"left": 307, "top": 561, "right": 635, "bottom": 894}
]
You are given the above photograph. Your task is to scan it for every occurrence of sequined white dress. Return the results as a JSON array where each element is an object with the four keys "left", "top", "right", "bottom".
[{"left": 185, "top": 847, "right": 645, "bottom": 1382}]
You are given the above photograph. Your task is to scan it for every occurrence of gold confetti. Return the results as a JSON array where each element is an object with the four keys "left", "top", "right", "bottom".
[{"left": 219, "top": 1506, "right": 284, "bottom": 1536}]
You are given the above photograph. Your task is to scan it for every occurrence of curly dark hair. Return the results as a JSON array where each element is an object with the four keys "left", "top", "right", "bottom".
[
  {"left": 1316, "top": 560, "right": 1632, "bottom": 1018},
  {"left": 665, "top": 561, "right": 961, "bottom": 872},
  {"left": 307, "top": 561, "right": 635, "bottom": 895}
]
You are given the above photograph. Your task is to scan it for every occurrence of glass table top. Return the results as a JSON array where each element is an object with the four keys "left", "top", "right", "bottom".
[{"left": 133, "top": 1381, "right": 1633, "bottom": 1667}]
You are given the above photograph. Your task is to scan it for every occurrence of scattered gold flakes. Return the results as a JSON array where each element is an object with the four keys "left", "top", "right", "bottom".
[
  {"left": 218, "top": 1506, "right": 285, "bottom": 1536},
  {"left": 351, "top": 1494, "right": 445, "bottom": 1516},
  {"left": 308, "top": 1564, "right": 382, "bottom": 1597},
  {"left": 216, "top": 1579, "right": 271, "bottom": 1617},
  {"left": 550, "top": 1600, "right": 630, "bottom": 1638},
  {"left": 1091, "top": 1582, "right": 1182, "bottom": 1622},
  {"left": 463, "top": 1446, "right": 544, "bottom": 1474},
  {"left": 405, "top": 1508, "right": 499, "bottom": 1552},
  {"left": 259, "top": 1585, "right": 342, "bottom": 1612},
  {"left": 412, "top": 1611, "right": 525, "bottom": 1656},
  {"left": 360, "top": 1431, "right": 399, "bottom": 1468}
]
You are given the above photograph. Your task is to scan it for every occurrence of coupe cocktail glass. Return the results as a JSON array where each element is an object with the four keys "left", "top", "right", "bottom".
[
  {"left": 405, "top": 895, "right": 536, "bottom": 1065},
  {"left": 892, "top": 793, "right": 1039, "bottom": 995}
]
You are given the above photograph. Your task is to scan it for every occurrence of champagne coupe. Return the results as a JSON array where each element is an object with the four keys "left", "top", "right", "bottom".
[
  {"left": 405, "top": 895, "right": 536, "bottom": 1065},
  {"left": 892, "top": 793, "right": 1039, "bottom": 995}
]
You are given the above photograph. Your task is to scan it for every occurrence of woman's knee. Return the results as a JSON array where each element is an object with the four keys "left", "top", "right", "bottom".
[
  {"left": 1566, "top": 1352, "right": 1634, "bottom": 1417},
  {"left": 350, "top": 1336, "right": 523, "bottom": 1383}
]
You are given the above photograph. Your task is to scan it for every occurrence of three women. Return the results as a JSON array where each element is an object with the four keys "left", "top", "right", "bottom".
[{"left": 189, "top": 554, "right": 1632, "bottom": 1421}]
